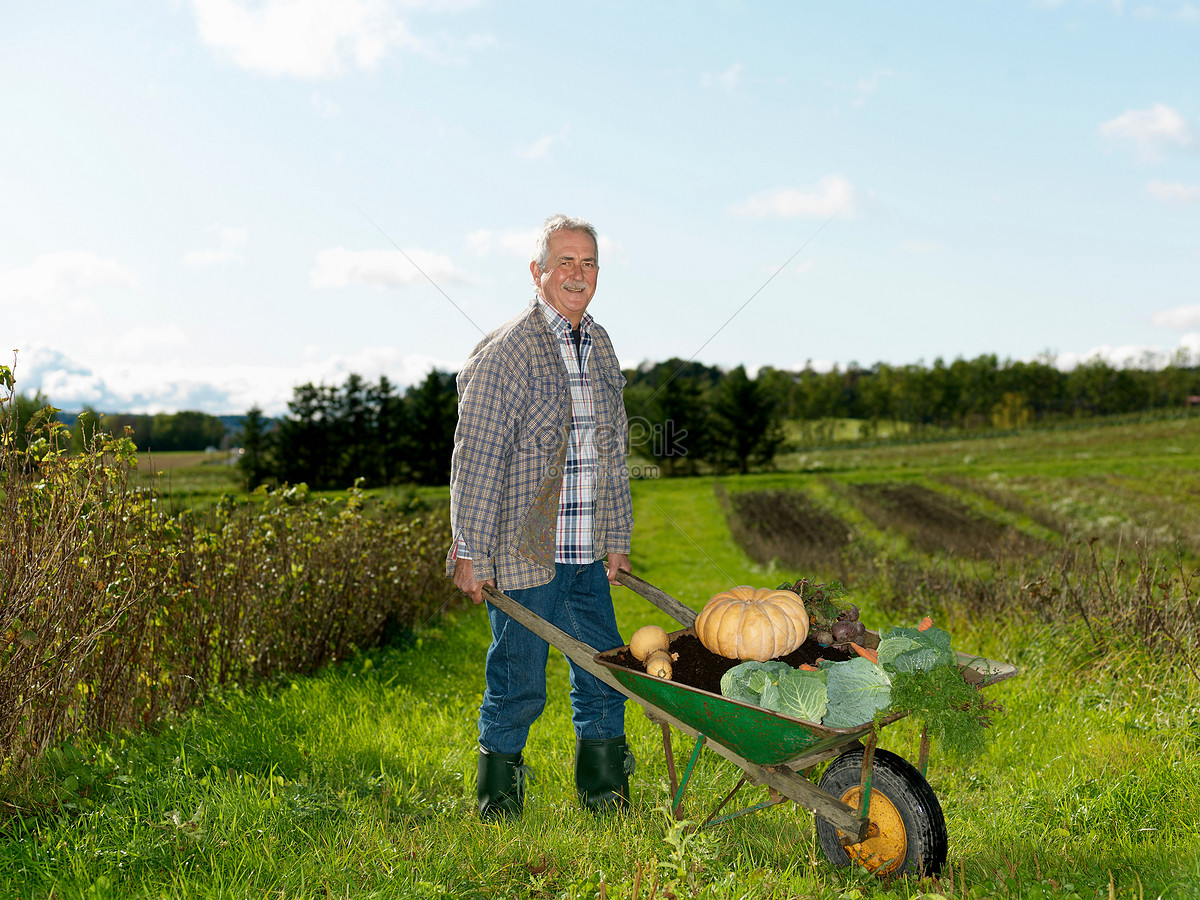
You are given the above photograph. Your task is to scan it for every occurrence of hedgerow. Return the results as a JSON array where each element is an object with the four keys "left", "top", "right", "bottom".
[{"left": 0, "top": 365, "right": 452, "bottom": 774}]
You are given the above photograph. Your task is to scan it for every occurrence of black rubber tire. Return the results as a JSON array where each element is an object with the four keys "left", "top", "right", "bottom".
[{"left": 814, "top": 748, "right": 948, "bottom": 877}]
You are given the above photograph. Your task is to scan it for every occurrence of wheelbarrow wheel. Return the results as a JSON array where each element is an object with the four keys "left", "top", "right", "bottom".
[{"left": 814, "top": 748, "right": 947, "bottom": 878}]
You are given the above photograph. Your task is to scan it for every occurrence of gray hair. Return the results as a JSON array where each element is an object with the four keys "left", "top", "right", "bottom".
[{"left": 532, "top": 214, "right": 599, "bottom": 270}]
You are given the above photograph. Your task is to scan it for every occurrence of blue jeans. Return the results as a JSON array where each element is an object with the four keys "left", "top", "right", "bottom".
[{"left": 478, "top": 561, "right": 627, "bottom": 755}]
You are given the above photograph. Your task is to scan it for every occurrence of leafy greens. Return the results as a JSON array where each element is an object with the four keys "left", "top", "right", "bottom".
[
  {"left": 720, "top": 660, "right": 829, "bottom": 723},
  {"left": 876, "top": 624, "right": 957, "bottom": 674},
  {"left": 818, "top": 656, "right": 893, "bottom": 729}
]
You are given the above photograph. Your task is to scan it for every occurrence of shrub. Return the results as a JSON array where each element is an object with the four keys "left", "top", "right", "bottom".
[
  {"left": 1, "top": 398, "right": 177, "bottom": 764},
  {"left": 0, "top": 367, "right": 453, "bottom": 773}
]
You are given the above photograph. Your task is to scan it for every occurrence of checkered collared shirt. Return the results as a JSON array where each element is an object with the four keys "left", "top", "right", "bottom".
[
  {"left": 454, "top": 297, "right": 599, "bottom": 565},
  {"left": 447, "top": 295, "right": 632, "bottom": 591},
  {"left": 536, "top": 297, "right": 597, "bottom": 564}
]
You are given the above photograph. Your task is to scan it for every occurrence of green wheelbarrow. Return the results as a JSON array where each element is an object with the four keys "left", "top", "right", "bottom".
[{"left": 482, "top": 571, "right": 1016, "bottom": 879}]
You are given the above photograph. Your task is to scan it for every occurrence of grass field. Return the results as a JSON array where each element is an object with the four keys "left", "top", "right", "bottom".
[
  {"left": 4, "top": 417, "right": 1199, "bottom": 898},
  {"left": 132, "top": 450, "right": 243, "bottom": 510}
]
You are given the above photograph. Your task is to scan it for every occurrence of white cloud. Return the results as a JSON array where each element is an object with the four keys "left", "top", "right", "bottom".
[
  {"left": 517, "top": 124, "right": 570, "bottom": 160},
  {"left": 182, "top": 225, "right": 248, "bottom": 266},
  {"left": 1147, "top": 179, "right": 1200, "bottom": 203},
  {"left": 13, "top": 343, "right": 462, "bottom": 415},
  {"left": 702, "top": 62, "right": 744, "bottom": 92},
  {"left": 309, "top": 246, "right": 460, "bottom": 288},
  {"left": 1151, "top": 304, "right": 1200, "bottom": 329},
  {"left": 190, "top": 0, "right": 426, "bottom": 78},
  {"left": 1181, "top": 332, "right": 1200, "bottom": 358},
  {"left": 731, "top": 175, "right": 856, "bottom": 219},
  {"left": 1049, "top": 335, "right": 1200, "bottom": 370},
  {"left": 0, "top": 251, "right": 139, "bottom": 303},
  {"left": 1099, "top": 102, "right": 1194, "bottom": 160}
]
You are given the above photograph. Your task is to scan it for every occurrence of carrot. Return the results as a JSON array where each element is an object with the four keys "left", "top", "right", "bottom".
[
  {"left": 798, "top": 663, "right": 818, "bottom": 671},
  {"left": 850, "top": 642, "right": 879, "bottom": 665},
  {"left": 918, "top": 616, "right": 934, "bottom": 632}
]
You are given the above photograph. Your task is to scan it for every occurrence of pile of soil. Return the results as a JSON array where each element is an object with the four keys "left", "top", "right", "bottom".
[{"left": 603, "top": 630, "right": 854, "bottom": 696}]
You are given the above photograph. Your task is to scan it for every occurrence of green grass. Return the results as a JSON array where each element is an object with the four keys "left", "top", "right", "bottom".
[
  {"left": 5, "top": 417, "right": 1200, "bottom": 898},
  {"left": 7, "top": 591, "right": 1197, "bottom": 898}
]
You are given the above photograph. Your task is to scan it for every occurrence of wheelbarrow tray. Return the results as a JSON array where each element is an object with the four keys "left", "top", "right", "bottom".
[
  {"left": 595, "top": 632, "right": 1015, "bottom": 768},
  {"left": 594, "top": 634, "right": 886, "bottom": 766}
]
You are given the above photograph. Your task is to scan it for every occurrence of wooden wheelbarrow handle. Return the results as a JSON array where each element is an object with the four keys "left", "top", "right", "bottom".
[{"left": 613, "top": 569, "right": 698, "bottom": 628}]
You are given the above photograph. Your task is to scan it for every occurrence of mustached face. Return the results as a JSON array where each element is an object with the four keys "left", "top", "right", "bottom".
[{"left": 531, "top": 229, "right": 599, "bottom": 327}]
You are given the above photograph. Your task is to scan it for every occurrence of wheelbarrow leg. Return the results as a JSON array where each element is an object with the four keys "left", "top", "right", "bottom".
[
  {"left": 856, "top": 730, "right": 877, "bottom": 823},
  {"left": 660, "top": 721, "right": 679, "bottom": 813},
  {"left": 918, "top": 725, "right": 931, "bottom": 777},
  {"left": 672, "top": 734, "right": 708, "bottom": 819}
]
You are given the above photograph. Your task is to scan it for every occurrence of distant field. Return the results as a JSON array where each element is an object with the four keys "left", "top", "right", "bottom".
[
  {"left": 131, "top": 449, "right": 243, "bottom": 507},
  {"left": 771, "top": 413, "right": 1200, "bottom": 561},
  {"left": 134, "top": 449, "right": 233, "bottom": 471}
]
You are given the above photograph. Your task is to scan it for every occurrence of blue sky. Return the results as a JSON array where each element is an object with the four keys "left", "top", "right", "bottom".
[{"left": 3, "top": 0, "right": 1198, "bottom": 415}]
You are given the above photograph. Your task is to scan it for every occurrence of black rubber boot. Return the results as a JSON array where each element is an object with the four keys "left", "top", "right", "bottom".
[
  {"left": 574, "top": 735, "right": 635, "bottom": 813},
  {"left": 477, "top": 747, "right": 528, "bottom": 821}
]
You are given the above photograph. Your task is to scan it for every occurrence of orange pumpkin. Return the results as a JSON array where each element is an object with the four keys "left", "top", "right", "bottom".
[{"left": 694, "top": 585, "right": 810, "bottom": 661}]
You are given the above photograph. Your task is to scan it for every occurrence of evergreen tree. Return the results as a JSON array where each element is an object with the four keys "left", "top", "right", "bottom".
[
  {"left": 405, "top": 370, "right": 457, "bottom": 485},
  {"left": 338, "top": 373, "right": 374, "bottom": 485},
  {"left": 707, "top": 365, "right": 785, "bottom": 474},
  {"left": 370, "top": 375, "right": 407, "bottom": 485},
  {"left": 237, "top": 406, "right": 273, "bottom": 490},
  {"left": 642, "top": 372, "right": 706, "bottom": 475},
  {"left": 273, "top": 382, "right": 340, "bottom": 488}
]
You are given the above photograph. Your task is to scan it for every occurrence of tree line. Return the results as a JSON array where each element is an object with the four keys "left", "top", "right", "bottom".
[
  {"left": 14, "top": 352, "right": 1199, "bottom": 490},
  {"left": 239, "top": 371, "right": 456, "bottom": 490},
  {"left": 756, "top": 353, "right": 1200, "bottom": 430},
  {"left": 10, "top": 392, "right": 228, "bottom": 453}
]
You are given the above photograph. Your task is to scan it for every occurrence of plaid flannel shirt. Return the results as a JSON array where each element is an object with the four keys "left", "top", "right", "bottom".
[
  {"left": 445, "top": 298, "right": 633, "bottom": 592},
  {"left": 540, "top": 298, "right": 597, "bottom": 563}
]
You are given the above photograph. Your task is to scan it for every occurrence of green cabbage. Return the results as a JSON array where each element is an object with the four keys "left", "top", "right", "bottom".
[
  {"left": 877, "top": 624, "right": 957, "bottom": 674},
  {"left": 720, "top": 661, "right": 828, "bottom": 722},
  {"left": 719, "top": 660, "right": 792, "bottom": 706},
  {"left": 761, "top": 667, "right": 828, "bottom": 722},
  {"left": 819, "top": 656, "right": 893, "bottom": 729}
]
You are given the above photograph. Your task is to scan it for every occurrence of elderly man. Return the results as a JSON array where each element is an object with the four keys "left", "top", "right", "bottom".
[{"left": 447, "top": 214, "right": 634, "bottom": 821}]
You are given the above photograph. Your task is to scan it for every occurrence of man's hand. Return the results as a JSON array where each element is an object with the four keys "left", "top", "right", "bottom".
[
  {"left": 453, "top": 557, "right": 494, "bottom": 605},
  {"left": 606, "top": 552, "right": 631, "bottom": 585}
]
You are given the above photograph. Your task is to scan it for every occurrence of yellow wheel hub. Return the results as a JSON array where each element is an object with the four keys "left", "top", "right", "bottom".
[{"left": 837, "top": 787, "right": 907, "bottom": 876}]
